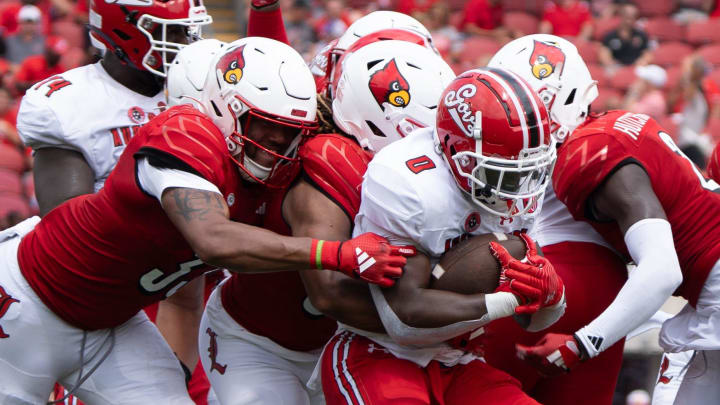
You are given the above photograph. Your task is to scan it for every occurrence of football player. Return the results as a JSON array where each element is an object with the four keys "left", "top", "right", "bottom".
[
  {"left": 196, "top": 38, "right": 455, "bottom": 404},
  {"left": 479, "top": 35, "right": 630, "bottom": 405},
  {"left": 497, "top": 34, "right": 720, "bottom": 405},
  {"left": 0, "top": 37, "right": 411, "bottom": 404},
  {"left": 16, "top": 0, "right": 215, "bottom": 402},
  {"left": 320, "top": 68, "right": 566, "bottom": 405}
]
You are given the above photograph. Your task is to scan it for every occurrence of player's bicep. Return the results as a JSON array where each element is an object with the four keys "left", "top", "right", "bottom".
[
  {"left": 284, "top": 179, "right": 352, "bottom": 241},
  {"left": 590, "top": 162, "right": 667, "bottom": 234},
  {"left": 162, "top": 187, "right": 229, "bottom": 255},
  {"left": 34, "top": 147, "right": 94, "bottom": 216}
]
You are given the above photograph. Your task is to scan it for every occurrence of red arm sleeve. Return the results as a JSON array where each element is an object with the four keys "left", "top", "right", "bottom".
[
  {"left": 247, "top": 8, "right": 289, "bottom": 45},
  {"left": 298, "top": 134, "right": 371, "bottom": 220}
]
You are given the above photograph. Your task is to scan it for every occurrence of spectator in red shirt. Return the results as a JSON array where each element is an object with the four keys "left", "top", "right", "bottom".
[
  {"left": 539, "top": 0, "right": 593, "bottom": 40},
  {"left": 0, "top": 86, "right": 20, "bottom": 148},
  {"left": 13, "top": 35, "right": 66, "bottom": 94},
  {"left": 0, "top": 0, "right": 51, "bottom": 35},
  {"left": 458, "top": 0, "right": 514, "bottom": 41},
  {"left": 394, "top": 0, "right": 438, "bottom": 18}
]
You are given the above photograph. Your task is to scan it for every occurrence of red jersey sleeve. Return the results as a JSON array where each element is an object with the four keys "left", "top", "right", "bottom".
[
  {"left": 553, "top": 112, "right": 639, "bottom": 220},
  {"left": 136, "top": 105, "right": 231, "bottom": 188},
  {"left": 298, "top": 133, "right": 371, "bottom": 220}
]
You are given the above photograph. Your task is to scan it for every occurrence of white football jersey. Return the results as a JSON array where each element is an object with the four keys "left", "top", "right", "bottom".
[
  {"left": 354, "top": 127, "right": 539, "bottom": 260},
  {"left": 344, "top": 127, "right": 541, "bottom": 367},
  {"left": 18, "top": 62, "right": 167, "bottom": 192}
]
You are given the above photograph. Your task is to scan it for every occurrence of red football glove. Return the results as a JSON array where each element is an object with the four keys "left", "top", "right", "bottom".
[
  {"left": 251, "top": 0, "right": 278, "bottom": 10},
  {"left": 311, "top": 233, "right": 416, "bottom": 287},
  {"left": 516, "top": 333, "right": 587, "bottom": 376},
  {"left": 490, "top": 233, "right": 564, "bottom": 314}
]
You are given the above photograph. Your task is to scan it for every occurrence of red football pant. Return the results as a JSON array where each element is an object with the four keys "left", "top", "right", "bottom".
[
  {"left": 483, "top": 241, "right": 628, "bottom": 405},
  {"left": 322, "top": 331, "right": 540, "bottom": 405}
]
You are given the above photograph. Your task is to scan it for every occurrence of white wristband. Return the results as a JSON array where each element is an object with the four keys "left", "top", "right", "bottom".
[{"left": 485, "top": 292, "right": 519, "bottom": 320}]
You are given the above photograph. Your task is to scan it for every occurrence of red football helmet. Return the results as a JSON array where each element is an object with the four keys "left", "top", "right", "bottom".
[
  {"left": 89, "top": 0, "right": 212, "bottom": 77},
  {"left": 435, "top": 68, "right": 555, "bottom": 217}
]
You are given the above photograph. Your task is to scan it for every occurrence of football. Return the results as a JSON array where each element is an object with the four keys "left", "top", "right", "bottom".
[{"left": 430, "top": 233, "right": 527, "bottom": 294}]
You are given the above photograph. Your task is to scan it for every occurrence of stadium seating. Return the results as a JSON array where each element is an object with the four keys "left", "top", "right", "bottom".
[
  {"left": 697, "top": 44, "right": 720, "bottom": 67},
  {"left": 0, "top": 194, "right": 31, "bottom": 219},
  {"left": 593, "top": 17, "right": 620, "bottom": 41},
  {"left": 686, "top": 18, "right": 720, "bottom": 45},
  {"left": 504, "top": 11, "right": 539, "bottom": 35},
  {"left": 651, "top": 41, "right": 694, "bottom": 68},
  {"left": 636, "top": 0, "right": 674, "bottom": 17},
  {"left": 643, "top": 17, "right": 686, "bottom": 42},
  {"left": 575, "top": 40, "right": 600, "bottom": 64},
  {"left": 0, "top": 168, "right": 21, "bottom": 195},
  {"left": 459, "top": 37, "right": 502, "bottom": 63},
  {"left": 607, "top": 65, "right": 636, "bottom": 90},
  {"left": 0, "top": 144, "right": 25, "bottom": 173}
]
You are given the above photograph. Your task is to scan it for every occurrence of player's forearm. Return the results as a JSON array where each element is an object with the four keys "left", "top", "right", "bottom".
[
  {"left": 389, "top": 288, "right": 493, "bottom": 328},
  {"left": 375, "top": 287, "right": 518, "bottom": 346},
  {"left": 247, "top": 6, "right": 288, "bottom": 44},
  {"left": 200, "top": 221, "right": 316, "bottom": 272},
  {"left": 300, "top": 270, "right": 385, "bottom": 332},
  {"left": 575, "top": 219, "right": 681, "bottom": 358}
]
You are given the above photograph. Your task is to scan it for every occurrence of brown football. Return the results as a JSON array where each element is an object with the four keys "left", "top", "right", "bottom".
[{"left": 430, "top": 233, "right": 527, "bottom": 294}]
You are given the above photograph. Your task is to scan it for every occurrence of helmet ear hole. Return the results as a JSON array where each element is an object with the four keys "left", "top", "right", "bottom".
[
  {"left": 210, "top": 100, "right": 222, "bottom": 117},
  {"left": 564, "top": 88, "right": 576, "bottom": 105}
]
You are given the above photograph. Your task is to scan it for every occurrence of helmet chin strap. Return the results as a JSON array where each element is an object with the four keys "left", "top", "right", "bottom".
[{"left": 241, "top": 154, "right": 272, "bottom": 182}]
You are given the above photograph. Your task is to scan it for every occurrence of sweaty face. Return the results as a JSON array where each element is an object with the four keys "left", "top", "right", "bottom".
[{"left": 242, "top": 116, "right": 301, "bottom": 167}]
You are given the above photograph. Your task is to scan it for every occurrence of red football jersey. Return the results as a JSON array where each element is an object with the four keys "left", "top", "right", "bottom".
[
  {"left": 220, "top": 134, "right": 371, "bottom": 351},
  {"left": 17, "top": 105, "right": 270, "bottom": 330},
  {"left": 553, "top": 110, "right": 720, "bottom": 306}
]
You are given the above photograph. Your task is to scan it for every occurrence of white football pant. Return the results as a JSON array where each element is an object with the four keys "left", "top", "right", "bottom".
[
  {"left": 0, "top": 231, "right": 193, "bottom": 405},
  {"left": 199, "top": 287, "right": 324, "bottom": 405}
]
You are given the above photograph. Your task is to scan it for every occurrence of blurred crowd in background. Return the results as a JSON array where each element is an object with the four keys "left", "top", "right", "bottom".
[{"left": 0, "top": 1, "right": 718, "bottom": 403}]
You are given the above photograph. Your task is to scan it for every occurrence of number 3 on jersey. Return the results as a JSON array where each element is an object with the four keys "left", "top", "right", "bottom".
[
  {"left": 139, "top": 258, "right": 205, "bottom": 297},
  {"left": 658, "top": 131, "right": 720, "bottom": 193}
]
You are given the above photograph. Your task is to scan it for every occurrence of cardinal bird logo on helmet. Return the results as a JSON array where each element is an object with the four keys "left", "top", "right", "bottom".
[
  {"left": 219, "top": 45, "right": 246, "bottom": 85},
  {"left": 368, "top": 59, "right": 411, "bottom": 109},
  {"left": 529, "top": 40, "right": 565, "bottom": 80}
]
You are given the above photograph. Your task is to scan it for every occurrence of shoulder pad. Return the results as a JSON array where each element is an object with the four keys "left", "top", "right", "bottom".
[
  {"left": 138, "top": 105, "right": 229, "bottom": 184},
  {"left": 554, "top": 114, "right": 635, "bottom": 219},
  {"left": 299, "top": 133, "right": 371, "bottom": 220}
]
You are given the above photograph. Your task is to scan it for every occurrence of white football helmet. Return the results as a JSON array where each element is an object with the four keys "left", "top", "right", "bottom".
[
  {"left": 201, "top": 37, "right": 317, "bottom": 186},
  {"left": 166, "top": 38, "right": 226, "bottom": 107},
  {"left": 488, "top": 34, "right": 598, "bottom": 143},
  {"left": 332, "top": 40, "right": 454, "bottom": 152},
  {"left": 335, "top": 10, "right": 434, "bottom": 53}
]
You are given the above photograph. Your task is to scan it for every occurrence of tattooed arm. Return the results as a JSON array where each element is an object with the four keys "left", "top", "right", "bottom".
[{"left": 162, "top": 187, "right": 316, "bottom": 273}]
